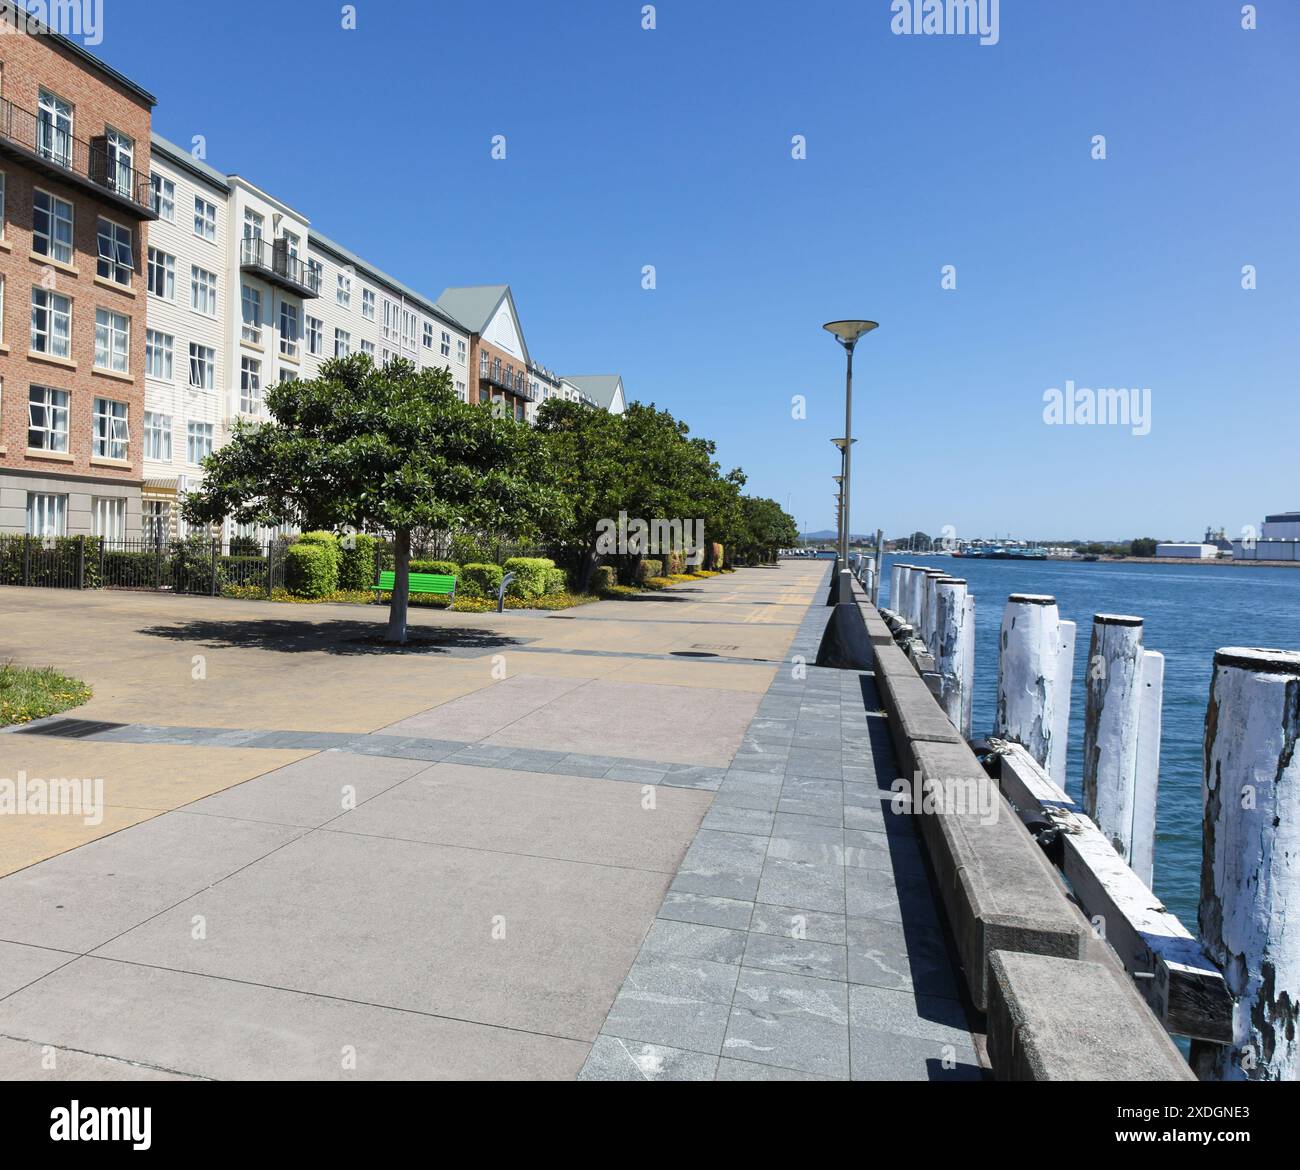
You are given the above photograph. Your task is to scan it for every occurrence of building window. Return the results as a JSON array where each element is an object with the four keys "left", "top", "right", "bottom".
[
  {"left": 306, "top": 316, "right": 323, "bottom": 355},
  {"left": 382, "top": 300, "right": 398, "bottom": 341},
  {"left": 105, "top": 128, "right": 134, "bottom": 198},
  {"left": 145, "top": 330, "right": 174, "bottom": 380},
  {"left": 150, "top": 174, "right": 175, "bottom": 220},
  {"left": 30, "top": 288, "right": 71, "bottom": 358},
  {"left": 194, "top": 196, "right": 217, "bottom": 242},
  {"left": 36, "top": 89, "right": 73, "bottom": 168},
  {"left": 191, "top": 266, "right": 218, "bottom": 316},
  {"left": 307, "top": 257, "right": 322, "bottom": 290},
  {"left": 279, "top": 368, "right": 297, "bottom": 384},
  {"left": 403, "top": 309, "right": 418, "bottom": 350},
  {"left": 241, "top": 284, "right": 261, "bottom": 344},
  {"left": 33, "top": 190, "right": 74, "bottom": 265},
  {"left": 423, "top": 322, "right": 433, "bottom": 349},
  {"left": 335, "top": 329, "right": 350, "bottom": 357},
  {"left": 480, "top": 351, "right": 489, "bottom": 377},
  {"left": 28, "top": 385, "right": 69, "bottom": 452},
  {"left": 27, "top": 492, "right": 68, "bottom": 537},
  {"left": 187, "top": 421, "right": 214, "bottom": 464},
  {"left": 282, "top": 231, "right": 299, "bottom": 259},
  {"left": 240, "top": 355, "right": 262, "bottom": 414},
  {"left": 144, "top": 410, "right": 172, "bottom": 460},
  {"left": 243, "top": 208, "right": 263, "bottom": 240},
  {"left": 337, "top": 272, "right": 351, "bottom": 307},
  {"left": 94, "top": 308, "right": 130, "bottom": 374},
  {"left": 189, "top": 343, "right": 215, "bottom": 390},
  {"left": 96, "top": 218, "right": 133, "bottom": 285},
  {"left": 92, "top": 496, "right": 126, "bottom": 540},
  {"left": 363, "top": 341, "right": 376, "bottom": 358},
  {"left": 93, "top": 397, "right": 130, "bottom": 460},
  {"left": 280, "top": 301, "right": 299, "bottom": 359},
  {"left": 457, "top": 338, "right": 467, "bottom": 364},
  {"left": 456, "top": 380, "right": 467, "bottom": 402},
  {"left": 440, "top": 330, "right": 451, "bottom": 358},
  {"left": 143, "top": 500, "right": 171, "bottom": 542},
  {"left": 362, "top": 288, "right": 375, "bottom": 320},
  {"left": 147, "top": 247, "right": 175, "bottom": 299}
]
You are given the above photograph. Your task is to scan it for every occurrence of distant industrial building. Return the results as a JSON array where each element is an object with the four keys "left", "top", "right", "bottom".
[
  {"left": 1156, "top": 543, "right": 1218, "bottom": 559},
  {"left": 1231, "top": 511, "right": 1300, "bottom": 561}
]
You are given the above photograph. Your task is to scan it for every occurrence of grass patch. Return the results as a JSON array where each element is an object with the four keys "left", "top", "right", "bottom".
[
  {"left": 598, "top": 584, "right": 642, "bottom": 599},
  {"left": 0, "top": 662, "right": 92, "bottom": 727},
  {"left": 450, "top": 592, "right": 601, "bottom": 613}
]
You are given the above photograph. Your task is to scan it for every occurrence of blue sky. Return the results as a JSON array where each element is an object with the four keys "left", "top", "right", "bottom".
[{"left": 87, "top": 0, "right": 1298, "bottom": 542}]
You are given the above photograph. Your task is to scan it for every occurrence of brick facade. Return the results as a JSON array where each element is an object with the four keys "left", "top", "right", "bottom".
[{"left": 0, "top": 19, "right": 153, "bottom": 535}]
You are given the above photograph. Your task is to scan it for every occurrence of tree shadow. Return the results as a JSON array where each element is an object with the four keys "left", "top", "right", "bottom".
[{"left": 136, "top": 618, "right": 536, "bottom": 656}]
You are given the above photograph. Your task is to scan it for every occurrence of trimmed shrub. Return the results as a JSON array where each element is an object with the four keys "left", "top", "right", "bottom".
[
  {"left": 409, "top": 559, "right": 460, "bottom": 578},
  {"left": 286, "top": 535, "right": 339, "bottom": 598},
  {"left": 450, "top": 533, "right": 496, "bottom": 565},
  {"left": 543, "top": 566, "right": 568, "bottom": 594},
  {"left": 338, "top": 533, "right": 379, "bottom": 591},
  {"left": 460, "top": 562, "right": 504, "bottom": 600},
  {"left": 636, "top": 559, "right": 664, "bottom": 584},
  {"left": 665, "top": 552, "right": 685, "bottom": 576},
  {"left": 229, "top": 535, "right": 262, "bottom": 557},
  {"left": 504, "top": 556, "right": 556, "bottom": 599},
  {"left": 593, "top": 565, "right": 618, "bottom": 593}
]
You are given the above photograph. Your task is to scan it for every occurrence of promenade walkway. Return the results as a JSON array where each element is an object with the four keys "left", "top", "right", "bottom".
[{"left": 0, "top": 562, "right": 977, "bottom": 1080}]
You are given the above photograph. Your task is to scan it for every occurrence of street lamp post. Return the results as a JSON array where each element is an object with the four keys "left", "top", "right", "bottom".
[{"left": 817, "top": 319, "right": 879, "bottom": 668}]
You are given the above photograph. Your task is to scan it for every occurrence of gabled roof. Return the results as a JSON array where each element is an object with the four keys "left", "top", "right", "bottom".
[
  {"left": 563, "top": 375, "right": 624, "bottom": 411},
  {"left": 150, "top": 133, "right": 231, "bottom": 192},
  {"left": 437, "top": 285, "right": 529, "bottom": 365}
]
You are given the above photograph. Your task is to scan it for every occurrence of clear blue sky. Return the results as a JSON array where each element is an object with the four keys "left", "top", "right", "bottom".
[{"left": 89, "top": 0, "right": 1298, "bottom": 542}]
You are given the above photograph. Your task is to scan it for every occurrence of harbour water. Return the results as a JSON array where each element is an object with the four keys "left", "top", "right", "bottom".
[{"left": 880, "top": 553, "right": 1300, "bottom": 927}]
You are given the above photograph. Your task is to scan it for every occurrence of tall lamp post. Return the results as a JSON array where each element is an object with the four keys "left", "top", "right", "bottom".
[{"left": 816, "top": 319, "right": 879, "bottom": 668}]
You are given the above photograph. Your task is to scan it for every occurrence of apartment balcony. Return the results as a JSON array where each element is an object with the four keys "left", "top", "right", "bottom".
[
  {"left": 239, "top": 236, "right": 321, "bottom": 299},
  {"left": 0, "top": 97, "right": 157, "bottom": 219},
  {"left": 479, "top": 363, "right": 537, "bottom": 400}
]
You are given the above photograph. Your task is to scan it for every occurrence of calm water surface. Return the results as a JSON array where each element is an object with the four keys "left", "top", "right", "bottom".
[{"left": 879, "top": 554, "right": 1300, "bottom": 926}]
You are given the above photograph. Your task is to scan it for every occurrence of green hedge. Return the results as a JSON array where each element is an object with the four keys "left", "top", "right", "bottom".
[
  {"left": 504, "top": 556, "right": 555, "bottom": 599},
  {"left": 286, "top": 533, "right": 340, "bottom": 598},
  {"left": 593, "top": 565, "right": 618, "bottom": 593},
  {"left": 636, "top": 559, "right": 664, "bottom": 584},
  {"left": 409, "top": 559, "right": 460, "bottom": 578},
  {"left": 460, "top": 562, "right": 503, "bottom": 599},
  {"left": 338, "top": 533, "right": 379, "bottom": 591},
  {"left": 544, "top": 566, "right": 568, "bottom": 594}
]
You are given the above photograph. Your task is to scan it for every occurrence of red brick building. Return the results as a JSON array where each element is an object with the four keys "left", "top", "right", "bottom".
[
  {"left": 434, "top": 285, "right": 535, "bottom": 421},
  {"left": 0, "top": 5, "right": 156, "bottom": 537}
]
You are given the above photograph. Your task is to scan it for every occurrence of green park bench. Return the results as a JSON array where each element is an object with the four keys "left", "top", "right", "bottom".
[{"left": 371, "top": 571, "right": 457, "bottom": 600}]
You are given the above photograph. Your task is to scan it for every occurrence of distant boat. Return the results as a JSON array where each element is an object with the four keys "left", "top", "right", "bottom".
[{"left": 954, "top": 541, "right": 1048, "bottom": 561}]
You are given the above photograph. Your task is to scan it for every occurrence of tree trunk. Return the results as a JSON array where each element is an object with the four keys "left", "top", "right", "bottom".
[
  {"left": 577, "top": 546, "right": 600, "bottom": 594},
  {"left": 385, "top": 528, "right": 411, "bottom": 644}
]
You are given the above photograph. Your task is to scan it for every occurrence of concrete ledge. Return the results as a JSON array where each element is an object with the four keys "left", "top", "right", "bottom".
[
  {"left": 872, "top": 639, "right": 965, "bottom": 777},
  {"left": 861, "top": 605, "right": 895, "bottom": 648},
  {"left": 987, "top": 950, "right": 1195, "bottom": 1081}
]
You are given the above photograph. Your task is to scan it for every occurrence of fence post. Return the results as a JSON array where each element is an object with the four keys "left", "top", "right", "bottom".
[
  {"left": 23, "top": 535, "right": 31, "bottom": 586},
  {"left": 1082, "top": 614, "right": 1164, "bottom": 884},
  {"left": 76, "top": 535, "right": 85, "bottom": 590},
  {"left": 210, "top": 539, "right": 219, "bottom": 596},
  {"left": 154, "top": 532, "right": 163, "bottom": 590},
  {"left": 1196, "top": 648, "right": 1300, "bottom": 1081},
  {"left": 996, "top": 594, "right": 1075, "bottom": 783},
  {"left": 934, "top": 578, "right": 971, "bottom": 739}
]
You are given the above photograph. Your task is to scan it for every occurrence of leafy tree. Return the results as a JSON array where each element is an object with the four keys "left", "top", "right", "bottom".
[
  {"left": 1129, "top": 537, "right": 1158, "bottom": 558},
  {"left": 183, "top": 356, "right": 563, "bottom": 642}
]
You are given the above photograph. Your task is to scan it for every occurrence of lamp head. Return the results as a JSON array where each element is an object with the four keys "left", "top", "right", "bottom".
[{"left": 823, "top": 320, "right": 879, "bottom": 349}]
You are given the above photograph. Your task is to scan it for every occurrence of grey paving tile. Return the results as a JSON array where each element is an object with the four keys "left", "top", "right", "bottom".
[
  {"left": 602, "top": 955, "right": 740, "bottom": 1055},
  {"left": 848, "top": 983, "right": 973, "bottom": 1047},
  {"left": 701, "top": 804, "right": 775, "bottom": 836},
  {"left": 755, "top": 856, "right": 846, "bottom": 914},
  {"left": 723, "top": 968, "right": 850, "bottom": 1078},
  {"left": 673, "top": 830, "right": 768, "bottom": 900},
  {"left": 641, "top": 919, "right": 747, "bottom": 965},
  {"left": 658, "top": 892, "right": 754, "bottom": 931},
  {"left": 715, "top": 1057, "right": 837, "bottom": 1081},
  {"left": 770, "top": 812, "right": 843, "bottom": 845},
  {"left": 846, "top": 916, "right": 960, "bottom": 999},
  {"left": 604, "top": 765, "right": 670, "bottom": 784},
  {"left": 844, "top": 868, "right": 940, "bottom": 928},
  {"left": 748, "top": 904, "right": 847, "bottom": 946},
  {"left": 579, "top": 1036, "right": 718, "bottom": 1081},
  {"left": 776, "top": 795, "right": 844, "bottom": 820},
  {"left": 743, "top": 932, "right": 848, "bottom": 981},
  {"left": 849, "top": 1028, "right": 983, "bottom": 1081}
]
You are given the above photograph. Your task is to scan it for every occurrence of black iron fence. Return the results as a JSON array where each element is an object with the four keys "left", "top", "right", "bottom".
[{"left": 0, "top": 534, "right": 290, "bottom": 595}]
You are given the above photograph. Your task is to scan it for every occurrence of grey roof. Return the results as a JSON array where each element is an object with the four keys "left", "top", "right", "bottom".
[
  {"left": 150, "top": 133, "right": 231, "bottom": 192},
  {"left": 310, "top": 231, "right": 468, "bottom": 333},
  {"left": 437, "top": 285, "right": 530, "bottom": 365},
  {"left": 2, "top": 2, "right": 156, "bottom": 105},
  {"left": 563, "top": 375, "right": 624, "bottom": 410}
]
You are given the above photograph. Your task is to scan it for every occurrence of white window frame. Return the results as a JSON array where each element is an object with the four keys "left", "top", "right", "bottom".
[
  {"left": 306, "top": 315, "right": 323, "bottom": 355},
  {"left": 36, "top": 89, "right": 73, "bottom": 168},
  {"left": 33, "top": 189, "right": 74, "bottom": 265},
  {"left": 194, "top": 195, "right": 217, "bottom": 242},
  {"left": 94, "top": 308, "right": 130, "bottom": 374},
  {"left": 27, "top": 492, "right": 68, "bottom": 537},
  {"left": 27, "top": 385, "right": 70, "bottom": 452},
  {"left": 150, "top": 173, "right": 175, "bottom": 221},
  {"left": 143, "top": 410, "right": 172, "bottom": 461},
  {"left": 336, "top": 272, "right": 351, "bottom": 308},
  {"left": 147, "top": 247, "right": 175, "bottom": 299},
  {"left": 190, "top": 265, "right": 218, "bottom": 316},
  {"left": 96, "top": 217, "right": 134, "bottom": 285},
  {"left": 334, "top": 328, "right": 351, "bottom": 357},
  {"left": 240, "top": 354, "right": 262, "bottom": 414},
  {"left": 279, "top": 300, "right": 299, "bottom": 359},
  {"left": 145, "top": 329, "right": 174, "bottom": 381},
  {"left": 241, "top": 284, "right": 262, "bottom": 345},
  {"left": 186, "top": 421, "right": 214, "bottom": 464},
  {"left": 30, "top": 287, "right": 72, "bottom": 358},
  {"left": 92, "top": 496, "right": 127, "bottom": 540},
  {"left": 440, "top": 330, "right": 451, "bottom": 358},
  {"left": 105, "top": 127, "right": 134, "bottom": 199},
  {"left": 362, "top": 288, "right": 375, "bottom": 320},
  {"left": 189, "top": 343, "right": 216, "bottom": 390},
  {"left": 92, "top": 397, "right": 130, "bottom": 461}
]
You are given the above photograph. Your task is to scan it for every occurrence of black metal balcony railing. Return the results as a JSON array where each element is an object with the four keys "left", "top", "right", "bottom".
[
  {"left": 0, "top": 97, "right": 156, "bottom": 218},
  {"left": 479, "top": 362, "right": 536, "bottom": 400},
  {"left": 239, "top": 235, "right": 321, "bottom": 298}
]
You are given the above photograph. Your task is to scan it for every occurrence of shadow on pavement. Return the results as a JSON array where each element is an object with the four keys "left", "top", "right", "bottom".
[{"left": 136, "top": 618, "right": 534, "bottom": 656}]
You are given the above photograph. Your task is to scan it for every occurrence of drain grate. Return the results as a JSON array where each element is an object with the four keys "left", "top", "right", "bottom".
[
  {"left": 691, "top": 643, "right": 740, "bottom": 652},
  {"left": 15, "top": 718, "right": 126, "bottom": 739}
]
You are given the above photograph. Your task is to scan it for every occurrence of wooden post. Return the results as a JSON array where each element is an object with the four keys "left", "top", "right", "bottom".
[
  {"left": 1197, "top": 648, "right": 1300, "bottom": 1081},
  {"left": 890, "top": 563, "right": 904, "bottom": 616},
  {"left": 996, "top": 594, "right": 1074, "bottom": 783},
  {"left": 924, "top": 570, "right": 946, "bottom": 657},
  {"left": 1082, "top": 615, "right": 1164, "bottom": 885},
  {"left": 934, "top": 577, "right": 970, "bottom": 738},
  {"left": 960, "top": 593, "right": 976, "bottom": 739}
]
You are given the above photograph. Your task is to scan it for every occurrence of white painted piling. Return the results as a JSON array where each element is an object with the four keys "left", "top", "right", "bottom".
[
  {"left": 960, "top": 594, "right": 975, "bottom": 740},
  {"left": 1082, "top": 615, "right": 1164, "bottom": 886},
  {"left": 890, "top": 563, "right": 904, "bottom": 616},
  {"left": 925, "top": 570, "right": 947, "bottom": 657},
  {"left": 1198, "top": 648, "right": 1300, "bottom": 1081},
  {"left": 934, "top": 577, "right": 972, "bottom": 738},
  {"left": 996, "top": 594, "right": 1075, "bottom": 783},
  {"left": 899, "top": 565, "right": 918, "bottom": 626}
]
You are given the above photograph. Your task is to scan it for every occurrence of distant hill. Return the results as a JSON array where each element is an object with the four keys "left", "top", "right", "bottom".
[{"left": 802, "top": 530, "right": 875, "bottom": 542}]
